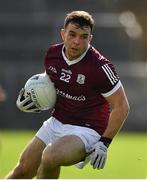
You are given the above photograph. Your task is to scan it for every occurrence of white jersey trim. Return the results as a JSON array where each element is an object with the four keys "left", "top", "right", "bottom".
[
  {"left": 101, "top": 80, "right": 122, "bottom": 97},
  {"left": 62, "top": 44, "right": 90, "bottom": 65},
  {"left": 102, "top": 64, "right": 119, "bottom": 85}
]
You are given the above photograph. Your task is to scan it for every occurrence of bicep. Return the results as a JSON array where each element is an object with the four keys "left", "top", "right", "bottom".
[{"left": 104, "top": 85, "right": 129, "bottom": 110}]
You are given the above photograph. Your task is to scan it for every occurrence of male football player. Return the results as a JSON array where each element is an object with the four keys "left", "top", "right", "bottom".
[{"left": 5, "top": 11, "right": 130, "bottom": 179}]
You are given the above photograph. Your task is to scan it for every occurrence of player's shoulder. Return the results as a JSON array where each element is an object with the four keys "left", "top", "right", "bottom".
[
  {"left": 89, "top": 45, "right": 111, "bottom": 66},
  {"left": 88, "top": 45, "right": 117, "bottom": 78},
  {"left": 45, "top": 43, "right": 63, "bottom": 58}
]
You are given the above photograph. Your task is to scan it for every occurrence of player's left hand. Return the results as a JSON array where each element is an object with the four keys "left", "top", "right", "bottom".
[
  {"left": 90, "top": 137, "right": 112, "bottom": 169},
  {"left": 90, "top": 141, "right": 107, "bottom": 169}
]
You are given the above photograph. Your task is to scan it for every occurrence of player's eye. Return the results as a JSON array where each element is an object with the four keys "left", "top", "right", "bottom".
[
  {"left": 80, "top": 35, "right": 88, "bottom": 40},
  {"left": 69, "top": 33, "right": 76, "bottom": 37}
]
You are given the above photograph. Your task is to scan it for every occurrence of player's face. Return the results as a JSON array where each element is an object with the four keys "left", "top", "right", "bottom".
[{"left": 61, "top": 23, "right": 93, "bottom": 60}]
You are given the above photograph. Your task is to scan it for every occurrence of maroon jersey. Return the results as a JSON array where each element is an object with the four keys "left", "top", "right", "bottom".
[{"left": 44, "top": 43, "right": 121, "bottom": 134}]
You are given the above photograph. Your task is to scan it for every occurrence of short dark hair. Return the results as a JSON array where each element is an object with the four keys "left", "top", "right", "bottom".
[{"left": 64, "top": 11, "right": 94, "bottom": 33}]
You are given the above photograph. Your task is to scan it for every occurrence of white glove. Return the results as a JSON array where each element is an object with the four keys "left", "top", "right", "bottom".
[
  {"left": 16, "top": 88, "right": 41, "bottom": 113},
  {"left": 90, "top": 141, "right": 107, "bottom": 169}
]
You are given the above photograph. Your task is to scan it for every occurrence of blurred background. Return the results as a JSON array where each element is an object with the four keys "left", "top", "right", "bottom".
[{"left": 0, "top": 0, "right": 147, "bottom": 132}]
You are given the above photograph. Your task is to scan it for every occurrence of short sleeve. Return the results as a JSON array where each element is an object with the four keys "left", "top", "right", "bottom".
[{"left": 98, "top": 62, "right": 122, "bottom": 97}]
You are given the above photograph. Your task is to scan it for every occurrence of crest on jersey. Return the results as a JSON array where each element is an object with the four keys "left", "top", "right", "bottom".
[{"left": 76, "top": 74, "right": 85, "bottom": 84}]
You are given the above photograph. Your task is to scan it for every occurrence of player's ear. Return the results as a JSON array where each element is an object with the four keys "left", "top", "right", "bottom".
[
  {"left": 60, "top": 29, "right": 65, "bottom": 41},
  {"left": 89, "top": 34, "right": 93, "bottom": 43}
]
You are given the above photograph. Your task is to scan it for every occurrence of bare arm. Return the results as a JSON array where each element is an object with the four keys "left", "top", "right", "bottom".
[
  {"left": 90, "top": 86, "right": 130, "bottom": 169},
  {"left": 102, "top": 86, "right": 130, "bottom": 139}
]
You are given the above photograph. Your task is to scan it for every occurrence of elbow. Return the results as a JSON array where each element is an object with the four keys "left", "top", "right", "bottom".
[{"left": 123, "top": 100, "right": 130, "bottom": 119}]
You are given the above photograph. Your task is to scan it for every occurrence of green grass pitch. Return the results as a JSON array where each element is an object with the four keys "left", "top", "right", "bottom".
[{"left": 0, "top": 130, "right": 146, "bottom": 179}]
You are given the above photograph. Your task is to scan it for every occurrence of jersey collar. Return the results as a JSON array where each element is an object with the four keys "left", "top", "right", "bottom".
[{"left": 62, "top": 44, "right": 90, "bottom": 66}]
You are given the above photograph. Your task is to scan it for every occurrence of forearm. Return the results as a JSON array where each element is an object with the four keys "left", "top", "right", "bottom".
[{"left": 102, "top": 104, "right": 129, "bottom": 139}]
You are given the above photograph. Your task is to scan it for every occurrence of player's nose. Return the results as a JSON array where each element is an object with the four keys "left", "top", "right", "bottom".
[{"left": 73, "top": 37, "right": 80, "bottom": 45}]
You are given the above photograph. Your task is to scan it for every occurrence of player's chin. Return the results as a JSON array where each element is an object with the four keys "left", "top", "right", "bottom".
[{"left": 70, "top": 51, "right": 82, "bottom": 59}]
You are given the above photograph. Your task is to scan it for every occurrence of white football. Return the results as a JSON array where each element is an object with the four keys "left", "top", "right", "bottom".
[{"left": 24, "top": 73, "right": 56, "bottom": 110}]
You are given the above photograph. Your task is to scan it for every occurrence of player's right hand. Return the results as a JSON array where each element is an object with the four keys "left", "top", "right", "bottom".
[{"left": 16, "top": 88, "right": 41, "bottom": 113}]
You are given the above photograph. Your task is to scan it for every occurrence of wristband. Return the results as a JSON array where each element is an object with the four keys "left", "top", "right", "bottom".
[{"left": 99, "top": 136, "right": 112, "bottom": 147}]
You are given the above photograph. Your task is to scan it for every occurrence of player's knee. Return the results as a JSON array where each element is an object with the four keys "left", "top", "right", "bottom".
[
  {"left": 12, "top": 164, "right": 28, "bottom": 178},
  {"left": 12, "top": 161, "right": 35, "bottom": 178},
  {"left": 41, "top": 147, "right": 60, "bottom": 169}
]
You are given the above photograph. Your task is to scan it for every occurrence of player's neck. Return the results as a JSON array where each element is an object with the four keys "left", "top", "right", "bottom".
[{"left": 62, "top": 44, "right": 90, "bottom": 62}]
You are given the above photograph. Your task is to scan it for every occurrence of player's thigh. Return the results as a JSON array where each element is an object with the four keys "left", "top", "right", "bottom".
[
  {"left": 43, "top": 135, "right": 86, "bottom": 166},
  {"left": 19, "top": 136, "right": 46, "bottom": 168}
]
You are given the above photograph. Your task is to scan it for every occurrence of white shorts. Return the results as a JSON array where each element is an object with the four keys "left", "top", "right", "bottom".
[{"left": 36, "top": 116, "right": 101, "bottom": 168}]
